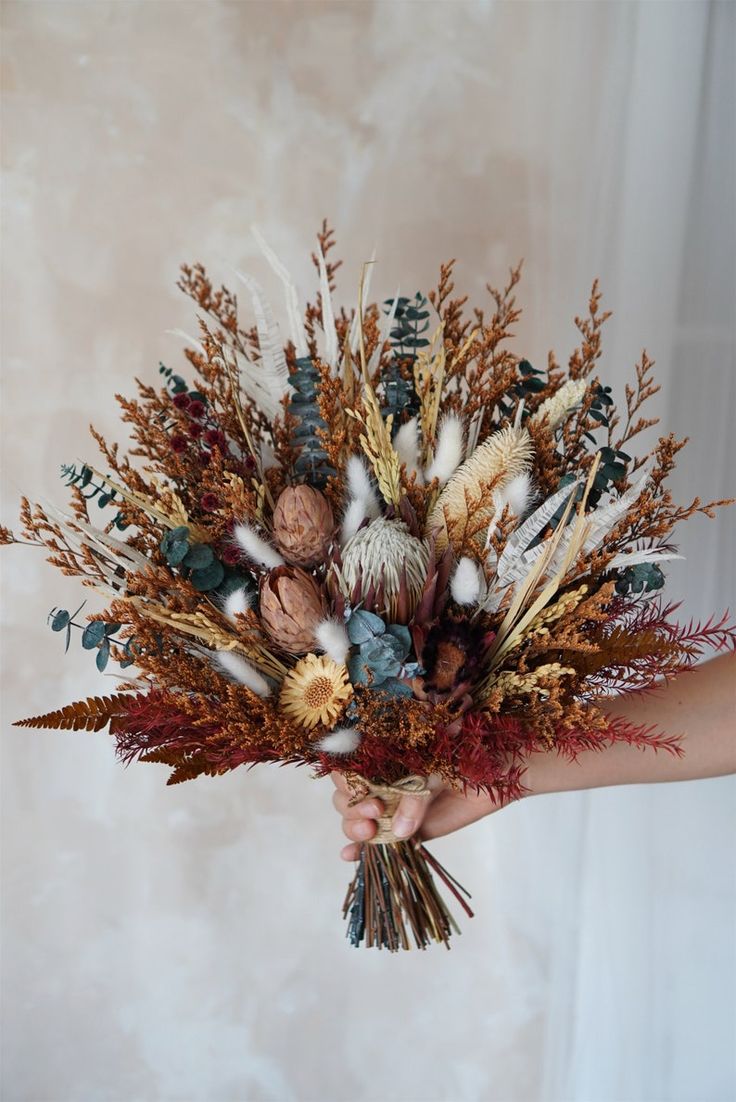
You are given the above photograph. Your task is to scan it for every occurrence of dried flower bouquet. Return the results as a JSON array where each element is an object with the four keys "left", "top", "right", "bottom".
[{"left": 4, "top": 223, "right": 734, "bottom": 950}]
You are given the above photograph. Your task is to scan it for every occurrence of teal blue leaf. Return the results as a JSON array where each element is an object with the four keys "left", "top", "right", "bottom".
[
  {"left": 183, "top": 544, "right": 215, "bottom": 570},
  {"left": 82, "top": 621, "right": 106, "bottom": 649},
  {"left": 384, "top": 624, "right": 411, "bottom": 652},
  {"left": 347, "top": 609, "right": 385, "bottom": 645},
  {"left": 191, "top": 560, "right": 225, "bottom": 592},
  {"left": 96, "top": 638, "right": 110, "bottom": 671},
  {"left": 50, "top": 609, "right": 70, "bottom": 632}
]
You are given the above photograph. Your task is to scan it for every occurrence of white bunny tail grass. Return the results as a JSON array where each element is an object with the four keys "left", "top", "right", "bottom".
[
  {"left": 234, "top": 523, "right": 285, "bottom": 570},
  {"left": 341, "top": 499, "right": 370, "bottom": 545},
  {"left": 393, "top": 417, "right": 423, "bottom": 482},
  {"left": 451, "top": 557, "right": 483, "bottom": 606},
  {"left": 342, "top": 456, "right": 382, "bottom": 544},
  {"left": 224, "top": 586, "right": 252, "bottom": 623},
  {"left": 424, "top": 414, "right": 465, "bottom": 486},
  {"left": 346, "top": 455, "right": 378, "bottom": 504},
  {"left": 316, "top": 726, "right": 362, "bottom": 755},
  {"left": 497, "top": 472, "right": 533, "bottom": 518},
  {"left": 314, "top": 618, "right": 351, "bottom": 665},
  {"left": 213, "top": 650, "right": 271, "bottom": 697}
]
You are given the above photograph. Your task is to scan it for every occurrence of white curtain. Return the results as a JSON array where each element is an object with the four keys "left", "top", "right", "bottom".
[{"left": 2, "top": 2, "right": 734, "bottom": 1100}]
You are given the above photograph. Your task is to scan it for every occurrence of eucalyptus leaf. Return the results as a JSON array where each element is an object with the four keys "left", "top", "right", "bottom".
[
  {"left": 50, "top": 610, "right": 70, "bottom": 632},
  {"left": 347, "top": 609, "right": 386, "bottom": 645},
  {"left": 191, "top": 560, "right": 225, "bottom": 592},
  {"left": 183, "top": 544, "right": 215, "bottom": 570},
  {"left": 82, "top": 621, "right": 106, "bottom": 649},
  {"left": 96, "top": 638, "right": 110, "bottom": 671}
]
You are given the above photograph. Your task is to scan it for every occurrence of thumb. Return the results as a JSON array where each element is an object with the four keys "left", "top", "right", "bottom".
[{"left": 391, "top": 778, "right": 442, "bottom": 840}]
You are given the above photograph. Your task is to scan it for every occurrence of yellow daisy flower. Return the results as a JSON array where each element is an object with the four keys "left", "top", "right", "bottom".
[{"left": 279, "top": 653, "right": 353, "bottom": 731}]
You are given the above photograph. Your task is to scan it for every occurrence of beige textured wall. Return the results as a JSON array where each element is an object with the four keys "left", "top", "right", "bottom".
[{"left": 2, "top": 3, "right": 734, "bottom": 1101}]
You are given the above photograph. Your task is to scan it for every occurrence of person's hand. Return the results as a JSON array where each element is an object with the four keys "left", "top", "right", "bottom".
[{"left": 331, "top": 772, "right": 504, "bottom": 861}]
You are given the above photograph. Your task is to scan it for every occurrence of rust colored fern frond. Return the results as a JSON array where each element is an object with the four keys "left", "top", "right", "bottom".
[{"left": 13, "top": 693, "right": 139, "bottom": 733}]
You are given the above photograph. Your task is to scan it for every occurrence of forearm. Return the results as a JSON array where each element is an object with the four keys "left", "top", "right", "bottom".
[{"left": 524, "top": 652, "right": 736, "bottom": 798}]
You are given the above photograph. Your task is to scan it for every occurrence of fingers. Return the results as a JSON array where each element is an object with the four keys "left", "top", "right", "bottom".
[
  {"left": 331, "top": 788, "right": 383, "bottom": 821},
  {"left": 331, "top": 786, "right": 384, "bottom": 844},
  {"left": 341, "top": 842, "right": 361, "bottom": 862}
]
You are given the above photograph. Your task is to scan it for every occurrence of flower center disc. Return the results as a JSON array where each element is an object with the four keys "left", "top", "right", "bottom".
[{"left": 304, "top": 676, "right": 334, "bottom": 709}]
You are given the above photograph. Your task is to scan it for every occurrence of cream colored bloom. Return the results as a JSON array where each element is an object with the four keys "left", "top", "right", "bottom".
[
  {"left": 338, "top": 517, "right": 430, "bottom": 622},
  {"left": 279, "top": 653, "right": 353, "bottom": 730}
]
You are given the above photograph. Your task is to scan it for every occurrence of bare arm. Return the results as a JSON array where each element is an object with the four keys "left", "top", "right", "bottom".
[{"left": 334, "top": 652, "right": 736, "bottom": 860}]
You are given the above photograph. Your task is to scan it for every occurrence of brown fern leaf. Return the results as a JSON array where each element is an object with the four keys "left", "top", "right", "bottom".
[{"left": 13, "top": 693, "right": 137, "bottom": 733}]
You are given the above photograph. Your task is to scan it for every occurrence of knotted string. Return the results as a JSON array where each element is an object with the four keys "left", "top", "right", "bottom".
[{"left": 345, "top": 773, "right": 431, "bottom": 844}]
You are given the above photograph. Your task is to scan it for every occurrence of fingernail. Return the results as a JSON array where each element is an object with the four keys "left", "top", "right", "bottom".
[
  {"left": 393, "top": 816, "right": 415, "bottom": 839},
  {"left": 363, "top": 801, "right": 381, "bottom": 818}
]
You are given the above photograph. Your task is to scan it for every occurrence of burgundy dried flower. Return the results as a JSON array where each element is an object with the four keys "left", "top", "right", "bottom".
[
  {"left": 205, "top": 429, "right": 226, "bottom": 450},
  {"left": 220, "top": 544, "right": 241, "bottom": 566},
  {"left": 188, "top": 399, "right": 206, "bottom": 420},
  {"left": 188, "top": 422, "right": 204, "bottom": 439},
  {"left": 171, "top": 435, "right": 188, "bottom": 454},
  {"left": 244, "top": 455, "right": 257, "bottom": 472},
  {"left": 172, "top": 393, "right": 190, "bottom": 411},
  {"left": 200, "top": 493, "right": 220, "bottom": 512}
]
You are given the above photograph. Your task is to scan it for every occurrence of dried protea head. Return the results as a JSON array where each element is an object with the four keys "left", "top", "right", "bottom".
[
  {"left": 272, "top": 485, "right": 334, "bottom": 568},
  {"left": 279, "top": 653, "right": 353, "bottom": 730},
  {"left": 423, "top": 619, "right": 491, "bottom": 694},
  {"left": 338, "top": 517, "right": 430, "bottom": 623},
  {"left": 259, "top": 566, "right": 327, "bottom": 654},
  {"left": 425, "top": 426, "right": 534, "bottom": 554}
]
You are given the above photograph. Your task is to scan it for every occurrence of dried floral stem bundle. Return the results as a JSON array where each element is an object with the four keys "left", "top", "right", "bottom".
[{"left": 4, "top": 221, "right": 734, "bottom": 951}]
